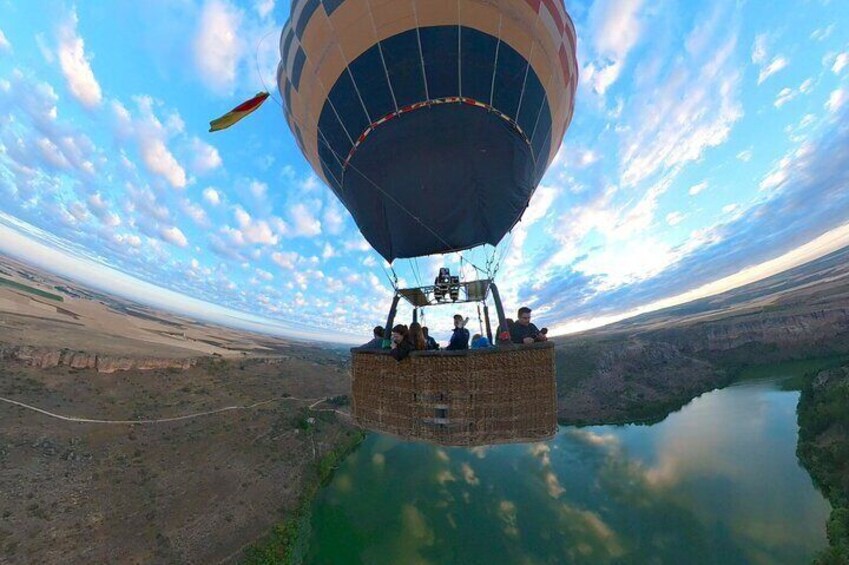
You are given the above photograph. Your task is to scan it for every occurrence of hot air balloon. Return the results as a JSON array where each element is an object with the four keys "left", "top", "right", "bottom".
[
  {"left": 277, "top": 0, "right": 576, "bottom": 445},
  {"left": 277, "top": 0, "right": 576, "bottom": 262}
]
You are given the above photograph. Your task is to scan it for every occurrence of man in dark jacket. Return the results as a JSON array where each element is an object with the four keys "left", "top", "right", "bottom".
[
  {"left": 359, "top": 325, "right": 385, "bottom": 349},
  {"left": 510, "top": 307, "right": 547, "bottom": 344},
  {"left": 446, "top": 314, "right": 470, "bottom": 350}
]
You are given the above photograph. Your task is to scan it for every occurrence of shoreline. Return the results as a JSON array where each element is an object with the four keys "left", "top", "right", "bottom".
[{"left": 242, "top": 427, "right": 366, "bottom": 564}]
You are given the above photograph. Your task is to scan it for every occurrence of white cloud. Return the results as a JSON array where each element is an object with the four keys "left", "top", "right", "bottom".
[
  {"left": 271, "top": 250, "right": 298, "bottom": 269},
  {"left": 722, "top": 203, "right": 739, "bottom": 214},
  {"left": 0, "top": 28, "right": 11, "bottom": 53},
  {"left": 323, "top": 202, "right": 345, "bottom": 234},
  {"left": 665, "top": 211, "right": 685, "bottom": 226},
  {"left": 582, "top": 0, "right": 644, "bottom": 95},
  {"left": 233, "top": 205, "right": 279, "bottom": 244},
  {"left": 190, "top": 137, "right": 222, "bottom": 173},
  {"left": 160, "top": 226, "right": 188, "bottom": 247},
  {"left": 291, "top": 203, "right": 322, "bottom": 236},
  {"left": 758, "top": 57, "right": 787, "bottom": 85},
  {"left": 193, "top": 0, "right": 244, "bottom": 93},
  {"left": 751, "top": 34, "right": 767, "bottom": 65},
  {"left": 114, "top": 233, "right": 142, "bottom": 248},
  {"left": 833, "top": 53, "right": 848, "bottom": 75},
  {"left": 619, "top": 29, "right": 742, "bottom": 187},
  {"left": 87, "top": 193, "right": 121, "bottom": 226},
  {"left": 68, "top": 201, "right": 89, "bottom": 223},
  {"left": 774, "top": 87, "right": 795, "bottom": 108},
  {"left": 688, "top": 181, "right": 708, "bottom": 196},
  {"left": 140, "top": 137, "right": 187, "bottom": 189},
  {"left": 751, "top": 35, "right": 787, "bottom": 85},
  {"left": 826, "top": 89, "right": 846, "bottom": 113},
  {"left": 36, "top": 137, "right": 70, "bottom": 169},
  {"left": 203, "top": 187, "right": 221, "bottom": 206},
  {"left": 57, "top": 9, "right": 103, "bottom": 108},
  {"left": 736, "top": 149, "right": 752, "bottom": 162},
  {"left": 322, "top": 242, "right": 336, "bottom": 259},
  {"left": 249, "top": 179, "right": 267, "bottom": 198},
  {"left": 181, "top": 198, "right": 210, "bottom": 227},
  {"left": 254, "top": 0, "right": 274, "bottom": 18},
  {"left": 774, "top": 78, "right": 814, "bottom": 108},
  {"left": 810, "top": 24, "right": 834, "bottom": 42},
  {"left": 87, "top": 192, "right": 107, "bottom": 211}
]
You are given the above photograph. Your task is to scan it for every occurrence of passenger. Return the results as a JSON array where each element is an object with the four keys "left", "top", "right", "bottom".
[
  {"left": 422, "top": 326, "right": 440, "bottom": 350},
  {"left": 471, "top": 334, "right": 492, "bottom": 349},
  {"left": 390, "top": 324, "right": 414, "bottom": 361},
  {"left": 359, "top": 325, "right": 385, "bottom": 349},
  {"left": 497, "top": 318, "right": 514, "bottom": 345},
  {"left": 510, "top": 307, "right": 547, "bottom": 344},
  {"left": 446, "top": 314, "right": 470, "bottom": 350},
  {"left": 408, "top": 322, "right": 427, "bottom": 351}
]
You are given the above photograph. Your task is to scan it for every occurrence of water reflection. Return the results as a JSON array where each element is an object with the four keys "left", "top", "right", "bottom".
[{"left": 309, "top": 379, "right": 830, "bottom": 564}]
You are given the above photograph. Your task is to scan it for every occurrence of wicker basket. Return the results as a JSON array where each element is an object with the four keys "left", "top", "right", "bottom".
[{"left": 351, "top": 342, "right": 557, "bottom": 446}]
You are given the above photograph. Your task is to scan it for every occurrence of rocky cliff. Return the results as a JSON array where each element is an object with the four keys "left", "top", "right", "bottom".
[
  {"left": 0, "top": 344, "right": 196, "bottom": 373},
  {"left": 651, "top": 308, "right": 849, "bottom": 355},
  {"left": 556, "top": 339, "right": 723, "bottom": 425}
]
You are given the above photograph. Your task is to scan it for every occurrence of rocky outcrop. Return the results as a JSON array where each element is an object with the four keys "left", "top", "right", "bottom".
[
  {"left": 557, "top": 340, "right": 723, "bottom": 425},
  {"left": 651, "top": 308, "right": 849, "bottom": 354},
  {"left": 0, "top": 344, "right": 196, "bottom": 373}
]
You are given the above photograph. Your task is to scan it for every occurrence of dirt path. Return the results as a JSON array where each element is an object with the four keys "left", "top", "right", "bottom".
[{"left": 0, "top": 394, "right": 325, "bottom": 425}]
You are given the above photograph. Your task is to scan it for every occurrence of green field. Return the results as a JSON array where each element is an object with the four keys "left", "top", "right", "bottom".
[{"left": 0, "top": 277, "right": 64, "bottom": 302}]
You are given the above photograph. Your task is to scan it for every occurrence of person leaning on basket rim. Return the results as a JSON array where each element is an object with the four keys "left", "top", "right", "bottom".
[
  {"left": 510, "top": 307, "right": 548, "bottom": 345},
  {"left": 390, "top": 324, "right": 415, "bottom": 361}
]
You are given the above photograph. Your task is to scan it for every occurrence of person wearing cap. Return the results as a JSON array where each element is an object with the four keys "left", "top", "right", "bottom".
[{"left": 445, "top": 314, "right": 470, "bottom": 350}]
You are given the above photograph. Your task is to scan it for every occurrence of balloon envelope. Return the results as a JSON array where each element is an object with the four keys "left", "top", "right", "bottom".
[{"left": 278, "top": 0, "right": 577, "bottom": 262}]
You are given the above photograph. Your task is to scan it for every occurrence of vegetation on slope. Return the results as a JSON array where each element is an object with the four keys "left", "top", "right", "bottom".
[
  {"left": 243, "top": 414, "right": 365, "bottom": 565},
  {"left": 796, "top": 366, "right": 849, "bottom": 564}
]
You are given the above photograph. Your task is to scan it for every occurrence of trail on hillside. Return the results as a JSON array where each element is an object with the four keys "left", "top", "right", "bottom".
[{"left": 0, "top": 394, "right": 348, "bottom": 424}]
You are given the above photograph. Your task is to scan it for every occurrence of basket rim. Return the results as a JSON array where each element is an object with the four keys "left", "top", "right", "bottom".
[{"left": 351, "top": 341, "right": 554, "bottom": 356}]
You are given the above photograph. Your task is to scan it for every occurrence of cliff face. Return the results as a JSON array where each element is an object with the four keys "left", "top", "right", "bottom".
[
  {"left": 556, "top": 307, "right": 849, "bottom": 425},
  {"left": 0, "top": 344, "right": 196, "bottom": 373},
  {"left": 651, "top": 308, "right": 849, "bottom": 354},
  {"left": 557, "top": 340, "right": 723, "bottom": 425}
]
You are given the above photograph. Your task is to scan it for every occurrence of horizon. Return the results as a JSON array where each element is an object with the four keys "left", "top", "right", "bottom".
[{"left": 1, "top": 0, "right": 848, "bottom": 344}]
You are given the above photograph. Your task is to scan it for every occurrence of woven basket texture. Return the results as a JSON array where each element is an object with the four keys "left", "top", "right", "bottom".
[{"left": 351, "top": 343, "right": 557, "bottom": 446}]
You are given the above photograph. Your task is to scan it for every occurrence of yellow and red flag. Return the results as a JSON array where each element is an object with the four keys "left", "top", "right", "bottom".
[{"left": 209, "top": 91, "right": 270, "bottom": 132}]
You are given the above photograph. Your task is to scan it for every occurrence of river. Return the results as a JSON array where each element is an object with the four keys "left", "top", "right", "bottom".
[{"left": 306, "top": 378, "right": 830, "bottom": 564}]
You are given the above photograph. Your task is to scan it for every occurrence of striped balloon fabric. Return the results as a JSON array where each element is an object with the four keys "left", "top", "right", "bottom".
[{"left": 277, "top": 0, "right": 577, "bottom": 262}]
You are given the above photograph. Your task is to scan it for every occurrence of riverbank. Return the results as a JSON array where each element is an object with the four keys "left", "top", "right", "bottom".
[
  {"left": 243, "top": 427, "right": 365, "bottom": 564},
  {"left": 795, "top": 365, "right": 849, "bottom": 563}
]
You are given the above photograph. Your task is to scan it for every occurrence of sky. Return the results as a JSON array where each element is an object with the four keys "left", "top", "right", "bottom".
[{"left": 0, "top": 0, "right": 848, "bottom": 345}]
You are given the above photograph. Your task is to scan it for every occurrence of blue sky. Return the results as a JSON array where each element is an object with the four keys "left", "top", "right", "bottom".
[{"left": 0, "top": 0, "right": 848, "bottom": 344}]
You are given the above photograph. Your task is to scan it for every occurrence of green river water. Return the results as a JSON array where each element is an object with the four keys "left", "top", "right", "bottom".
[{"left": 306, "top": 378, "right": 830, "bottom": 564}]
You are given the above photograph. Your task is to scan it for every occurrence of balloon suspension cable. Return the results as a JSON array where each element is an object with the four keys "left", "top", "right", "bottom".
[
  {"left": 491, "top": 228, "right": 518, "bottom": 279},
  {"left": 379, "top": 262, "right": 398, "bottom": 291},
  {"left": 477, "top": 303, "right": 484, "bottom": 335},
  {"left": 254, "top": 28, "right": 284, "bottom": 107}
]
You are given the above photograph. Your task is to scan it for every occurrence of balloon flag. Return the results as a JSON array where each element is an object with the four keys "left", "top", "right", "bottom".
[
  {"left": 210, "top": 91, "right": 270, "bottom": 132},
  {"left": 277, "top": 0, "right": 577, "bottom": 262}
]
